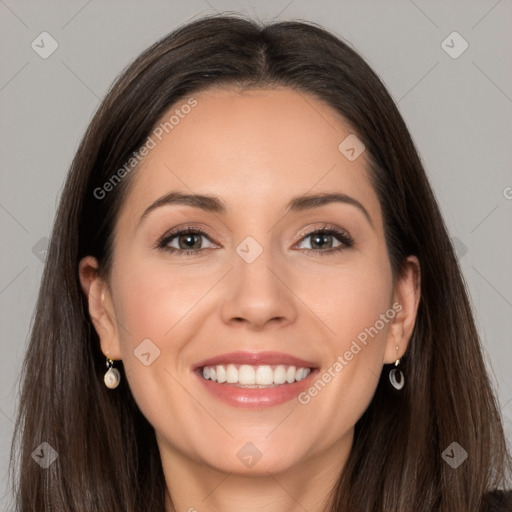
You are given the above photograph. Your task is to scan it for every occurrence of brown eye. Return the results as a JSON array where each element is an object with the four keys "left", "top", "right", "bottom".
[
  {"left": 308, "top": 232, "right": 336, "bottom": 250},
  {"left": 295, "top": 227, "right": 354, "bottom": 254},
  {"left": 158, "top": 228, "right": 217, "bottom": 254},
  {"left": 175, "top": 232, "right": 203, "bottom": 250}
]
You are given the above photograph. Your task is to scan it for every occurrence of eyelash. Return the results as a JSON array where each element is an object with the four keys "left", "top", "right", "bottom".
[{"left": 156, "top": 224, "right": 354, "bottom": 256}]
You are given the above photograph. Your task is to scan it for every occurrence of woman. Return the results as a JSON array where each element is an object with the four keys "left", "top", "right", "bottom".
[{"left": 10, "top": 13, "right": 511, "bottom": 512}]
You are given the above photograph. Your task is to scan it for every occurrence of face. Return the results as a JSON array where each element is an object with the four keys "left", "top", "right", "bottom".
[{"left": 80, "top": 86, "right": 420, "bottom": 477}]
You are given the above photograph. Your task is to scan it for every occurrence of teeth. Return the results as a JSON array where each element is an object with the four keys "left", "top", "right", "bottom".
[
  {"left": 216, "top": 365, "right": 226, "bottom": 383},
  {"left": 239, "top": 365, "right": 255, "bottom": 385},
  {"left": 273, "top": 365, "right": 287, "bottom": 384},
  {"left": 226, "top": 364, "right": 238, "bottom": 383},
  {"left": 256, "top": 365, "right": 274, "bottom": 385},
  {"left": 201, "top": 364, "right": 312, "bottom": 386}
]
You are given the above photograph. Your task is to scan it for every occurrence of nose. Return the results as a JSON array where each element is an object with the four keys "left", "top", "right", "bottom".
[{"left": 219, "top": 241, "right": 298, "bottom": 330}]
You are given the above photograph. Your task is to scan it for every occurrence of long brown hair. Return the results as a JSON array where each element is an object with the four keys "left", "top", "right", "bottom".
[{"left": 10, "top": 13, "right": 511, "bottom": 511}]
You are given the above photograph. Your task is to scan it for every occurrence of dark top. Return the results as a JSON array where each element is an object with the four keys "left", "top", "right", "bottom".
[{"left": 481, "top": 490, "right": 512, "bottom": 511}]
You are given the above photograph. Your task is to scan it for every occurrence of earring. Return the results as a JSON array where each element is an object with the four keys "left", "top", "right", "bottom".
[
  {"left": 388, "top": 345, "right": 404, "bottom": 390},
  {"left": 104, "top": 358, "right": 121, "bottom": 389}
]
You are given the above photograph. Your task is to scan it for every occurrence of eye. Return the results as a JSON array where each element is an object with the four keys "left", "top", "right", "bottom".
[
  {"left": 294, "top": 224, "right": 354, "bottom": 254},
  {"left": 157, "top": 227, "right": 218, "bottom": 255},
  {"left": 156, "top": 224, "right": 354, "bottom": 256}
]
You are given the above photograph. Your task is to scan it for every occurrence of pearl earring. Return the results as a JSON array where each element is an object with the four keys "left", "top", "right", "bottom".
[
  {"left": 104, "top": 358, "right": 121, "bottom": 389},
  {"left": 388, "top": 345, "right": 404, "bottom": 390}
]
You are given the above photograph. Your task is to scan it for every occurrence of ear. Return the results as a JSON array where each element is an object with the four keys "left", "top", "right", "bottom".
[
  {"left": 78, "top": 256, "right": 122, "bottom": 360},
  {"left": 383, "top": 255, "right": 421, "bottom": 364}
]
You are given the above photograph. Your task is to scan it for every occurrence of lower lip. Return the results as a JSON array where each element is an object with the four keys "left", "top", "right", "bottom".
[{"left": 195, "top": 369, "right": 317, "bottom": 408}]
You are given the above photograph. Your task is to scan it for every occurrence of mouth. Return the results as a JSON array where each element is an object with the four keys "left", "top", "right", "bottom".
[
  {"left": 199, "top": 363, "right": 312, "bottom": 387},
  {"left": 193, "top": 351, "right": 319, "bottom": 408}
]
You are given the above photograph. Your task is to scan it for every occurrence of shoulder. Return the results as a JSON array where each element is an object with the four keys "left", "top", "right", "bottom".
[{"left": 481, "top": 490, "right": 512, "bottom": 511}]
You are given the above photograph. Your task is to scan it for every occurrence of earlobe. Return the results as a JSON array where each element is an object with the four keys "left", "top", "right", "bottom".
[
  {"left": 78, "top": 256, "right": 122, "bottom": 360},
  {"left": 383, "top": 255, "right": 421, "bottom": 364}
]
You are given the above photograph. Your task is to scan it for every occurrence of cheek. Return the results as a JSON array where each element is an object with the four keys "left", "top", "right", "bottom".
[
  {"left": 109, "top": 258, "right": 211, "bottom": 439},
  {"left": 293, "top": 251, "right": 394, "bottom": 426},
  {"left": 337, "top": 272, "right": 392, "bottom": 351},
  {"left": 298, "top": 248, "right": 393, "bottom": 351},
  {"left": 112, "top": 256, "right": 211, "bottom": 345}
]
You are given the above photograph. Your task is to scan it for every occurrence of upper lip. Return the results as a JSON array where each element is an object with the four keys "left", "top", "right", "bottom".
[{"left": 193, "top": 351, "right": 318, "bottom": 370}]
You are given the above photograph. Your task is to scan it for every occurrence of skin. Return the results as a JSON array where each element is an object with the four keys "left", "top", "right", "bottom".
[{"left": 79, "top": 86, "right": 421, "bottom": 512}]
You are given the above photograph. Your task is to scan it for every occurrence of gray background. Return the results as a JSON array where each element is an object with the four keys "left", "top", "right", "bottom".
[{"left": 1, "top": 0, "right": 511, "bottom": 506}]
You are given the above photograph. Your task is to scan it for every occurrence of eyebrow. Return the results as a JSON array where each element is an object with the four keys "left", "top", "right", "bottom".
[{"left": 138, "top": 191, "right": 373, "bottom": 228}]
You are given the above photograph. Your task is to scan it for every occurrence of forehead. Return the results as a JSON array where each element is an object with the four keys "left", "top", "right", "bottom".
[{"left": 117, "top": 86, "right": 381, "bottom": 227}]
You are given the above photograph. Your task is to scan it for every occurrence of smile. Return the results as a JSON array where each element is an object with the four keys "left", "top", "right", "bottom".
[
  {"left": 193, "top": 351, "right": 318, "bottom": 408},
  {"left": 201, "top": 364, "right": 311, "bottom": 387}
]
